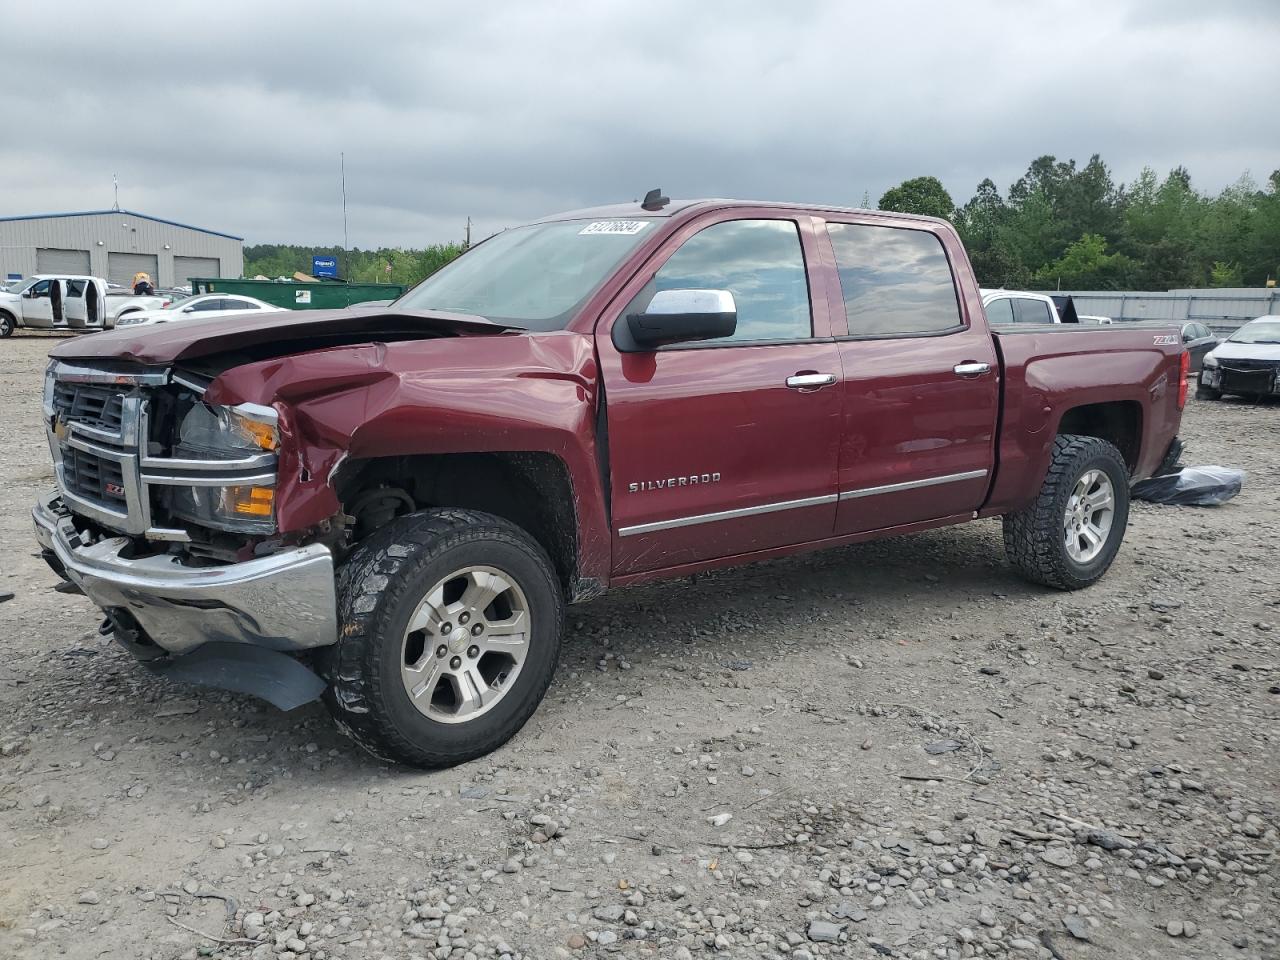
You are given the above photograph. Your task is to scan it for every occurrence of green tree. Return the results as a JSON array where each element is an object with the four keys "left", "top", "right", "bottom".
[
  {"left": 955, "top": 178, "right": 1030, "bottom": 286},
  {"left": 1032, "top": 234, "right": 1134, "bottom": 290},
  {"left": 243, "top": 243, "right": 465, "bottom": 287},
  {"left": 878, "top": 176, "right": 955, "bottom": 220},
  {"left": 1209, "top": 261, "right": 1243, "bottom": 286}
]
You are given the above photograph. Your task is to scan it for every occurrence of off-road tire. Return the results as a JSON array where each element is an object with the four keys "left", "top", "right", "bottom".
[
  {"left": 1002, "top": 435, "right": 1130, "bottom": 591},
  {"left": 0, "top": 311, "right": 15, "bottom": 338},
  {"left": 1195, "top": 384, "right": 1221, "bottom": 401},
  {"left": 323, "top": 508, "right": 564, "bottom": 768}
]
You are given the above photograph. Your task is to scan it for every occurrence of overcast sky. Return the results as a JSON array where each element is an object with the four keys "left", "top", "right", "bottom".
[{"left": 4, "top": 0, "right": 1277, "bottom": 248}]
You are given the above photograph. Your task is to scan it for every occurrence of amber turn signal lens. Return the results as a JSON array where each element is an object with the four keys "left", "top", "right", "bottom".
[
  {"left": 234, "top": 414, "right": 278, "bottom": 451},
  {"left": 223, "top": 485, "right": 274, "bottom": 517}
]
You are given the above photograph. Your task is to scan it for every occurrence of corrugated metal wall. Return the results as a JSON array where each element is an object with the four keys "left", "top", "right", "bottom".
[
  {"left": 1035, "top": 288, "right": 1280, "bottom": 334},
  {"left": 0, "top": 212, "right": 243, "bottom": 286}
]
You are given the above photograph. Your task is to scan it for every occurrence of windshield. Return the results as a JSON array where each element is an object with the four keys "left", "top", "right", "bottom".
[
  {"left": 5, "top": 278, "right": 35, "bottom": 296},
  {"left": 395, "top": 219, "right": 656, "bottom": 330},
  {"left": 162, "top": 295, "right": 193, "bottom": 310},
  {"left": 1228, "top": 319, "right": 1280, "bottom": 344}
]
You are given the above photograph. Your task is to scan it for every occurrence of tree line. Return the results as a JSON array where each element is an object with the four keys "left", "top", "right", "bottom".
[
  {"left": 242, "top": 243, "right": 465, "bottom": 287},
  {"left": 879, "top": 157, "right": 1280, "bottom": 290},
  {"left": 244, "top": 156, "right": 1279, "bottom": 293}
]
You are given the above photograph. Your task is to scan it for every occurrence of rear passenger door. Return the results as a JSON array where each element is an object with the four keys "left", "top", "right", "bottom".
[
  {"left": 596, "top": 214, "right": 843, "bottom": 575},
  {"left": 823, "top": 220, "right": 999, "bottom": 534},
  {"left": 63, "top": 280, "right": 88, "bottom": 328}
]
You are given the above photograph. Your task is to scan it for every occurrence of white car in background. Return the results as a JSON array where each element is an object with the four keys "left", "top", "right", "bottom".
[
  {"left": 980, "top": 288, "right": 1064, "bottom": 325},
  {"left": 114, "top": 293, "right": 284, "bottom": 326},
  {"left": 1198, "top": 315, "right": 1280, "bottom": 400}
]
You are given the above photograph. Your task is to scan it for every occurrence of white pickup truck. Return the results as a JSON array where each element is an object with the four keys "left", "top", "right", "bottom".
[{"left": 0, "top": 275, "right": 171, "bottom": 337}]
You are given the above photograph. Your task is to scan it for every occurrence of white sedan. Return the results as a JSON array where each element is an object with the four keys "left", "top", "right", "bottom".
[{"left": 114, "top": 293, "right": 284, "bottom": 326}]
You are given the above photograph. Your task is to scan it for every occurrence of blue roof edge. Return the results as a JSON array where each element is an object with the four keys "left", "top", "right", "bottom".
[{"left": 0, "top": 209, "right": 243, "bottom": 241}]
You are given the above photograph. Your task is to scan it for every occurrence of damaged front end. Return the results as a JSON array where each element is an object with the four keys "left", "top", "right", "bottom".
[{"left": 34, "top": 359, "right": 338, "bottom": 709}]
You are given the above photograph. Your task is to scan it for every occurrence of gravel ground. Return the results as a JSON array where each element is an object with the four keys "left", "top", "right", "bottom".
[{"left": 1, "top": 332, "right": 1276, "bottom": 960}]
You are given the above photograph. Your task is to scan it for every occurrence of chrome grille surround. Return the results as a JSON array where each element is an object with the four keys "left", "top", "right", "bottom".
[{"left": 44, "top": 361, "right": 278, "bottom": 540}]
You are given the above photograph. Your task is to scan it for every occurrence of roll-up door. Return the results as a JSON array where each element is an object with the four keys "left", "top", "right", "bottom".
[
  {"left": 36, "top": 248, "right": 91, "bottom": 274},
  {"left": 107, "top": 252, "right": 159, "bottom": 287},
  {"left": 173, "top": 256, "right": 219, "bottom": 285}
]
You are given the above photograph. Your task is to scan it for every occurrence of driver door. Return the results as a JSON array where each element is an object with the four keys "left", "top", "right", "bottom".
[
  {"left": 23, "top": 279, "right": 55, "bottom": 327},
  {"left": 596, "top": 214, "right": 843, "bottom": 576}
]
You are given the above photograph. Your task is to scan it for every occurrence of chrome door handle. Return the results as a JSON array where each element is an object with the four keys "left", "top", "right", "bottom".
[
  {"left": 953, "top": 362, "right": 991, "bottom": 377},
  {"left": 786, "top": 373, "right": 837, "bottom": 389}
]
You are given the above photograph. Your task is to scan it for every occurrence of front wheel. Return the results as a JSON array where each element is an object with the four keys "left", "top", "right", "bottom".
[
  {"left": 0, "top": 312, "right": 15, "bottom": 338},
  {"left": 1003, "top": 435, "right": 1130, "bottom": 591},
  {"left": 323, "top": 508, "right": 564, "bottom": 768}
]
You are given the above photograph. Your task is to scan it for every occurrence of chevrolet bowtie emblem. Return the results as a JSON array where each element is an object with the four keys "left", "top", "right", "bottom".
[{"left": 52, "top": 417, "right": 69, "bottom": 441}]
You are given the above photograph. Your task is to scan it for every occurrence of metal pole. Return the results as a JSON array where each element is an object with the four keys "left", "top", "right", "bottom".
[{"left": 341, "top": 153, "right": 349, "bottom": 253}]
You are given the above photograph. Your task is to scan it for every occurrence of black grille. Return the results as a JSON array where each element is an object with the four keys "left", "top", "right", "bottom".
[
  {"left": 53, "top": 383, "right": 125, "bottom": 433},
  {"left": 61, "top": 448, "right": 127, "bottom": 510},
  {"left": 1220, "top": 362, "right": 1278, "bottom": 394}
]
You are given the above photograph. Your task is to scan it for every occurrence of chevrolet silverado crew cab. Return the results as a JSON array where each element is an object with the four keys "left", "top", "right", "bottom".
[{"left": 34, "top": 197, "right": 1188, "bottom": 768}]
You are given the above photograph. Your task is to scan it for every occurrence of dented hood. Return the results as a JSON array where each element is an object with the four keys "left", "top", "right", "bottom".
[{"left": 48, "top": 307, "right": 513, "bottom": 365}]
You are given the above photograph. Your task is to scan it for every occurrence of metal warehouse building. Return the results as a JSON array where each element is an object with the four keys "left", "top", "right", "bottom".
[{"left": 0, "top": 210, "right": 243, "bottom": 288}]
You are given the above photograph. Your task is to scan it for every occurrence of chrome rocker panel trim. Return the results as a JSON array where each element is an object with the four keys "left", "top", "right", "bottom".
[
  {"left": 34, "top": 492, "right": 337, "bottom": 656},
  {"left": 616, "top": 470, "right": 990, "bottom": 537}
]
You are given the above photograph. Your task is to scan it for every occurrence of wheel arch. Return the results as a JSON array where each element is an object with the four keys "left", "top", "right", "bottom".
[
  {"left": 1054, "top": 400, "right": 1142, "bottom": 473},
  {"left": 334, "top": 451, "right": 589, "bottom": 600}
]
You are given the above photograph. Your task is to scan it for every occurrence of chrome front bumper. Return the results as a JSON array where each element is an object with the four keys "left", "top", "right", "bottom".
[{"left": 34, "top": 492, "right": 338, "bottom": 656}]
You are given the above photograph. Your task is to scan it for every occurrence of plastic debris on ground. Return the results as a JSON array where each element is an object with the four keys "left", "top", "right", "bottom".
[{"left": 1131, "top": 465, "right": 1245, "bottom": 506}]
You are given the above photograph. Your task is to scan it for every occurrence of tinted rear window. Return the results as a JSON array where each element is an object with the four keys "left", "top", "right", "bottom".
[{"left": 827, "top": 224, "right": 962, "bottom": 337}]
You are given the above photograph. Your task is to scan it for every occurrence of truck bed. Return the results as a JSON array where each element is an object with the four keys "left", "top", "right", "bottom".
[{"left": 983, "top": 323, "right": 1184, "bottom": 516}]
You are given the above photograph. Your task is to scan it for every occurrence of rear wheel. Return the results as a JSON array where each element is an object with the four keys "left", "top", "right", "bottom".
[
  {"left": 324, "top": 508, "right": 563, "bottom": 768},
  {"left": 0, "top": 312, "right": 15, "bottom": 338},
  {"left": 1003, "top": 435, "right": 1130, "bottom": 591}
]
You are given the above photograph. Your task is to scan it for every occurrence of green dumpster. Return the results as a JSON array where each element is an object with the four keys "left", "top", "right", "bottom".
[{"left": 188, "top": 277, "right": 407, "bottom": 310}]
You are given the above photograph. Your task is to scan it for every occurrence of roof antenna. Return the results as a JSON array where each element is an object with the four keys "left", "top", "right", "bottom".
[{"left": 641, "top": 187, "right": 670, "bottom": 211}]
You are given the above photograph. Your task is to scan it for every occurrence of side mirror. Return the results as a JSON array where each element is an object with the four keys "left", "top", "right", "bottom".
[
  {"left": 182, "top": 306, "right": 195, "bottom": 313},
  {"left": 626, "top": 289, "right": 737, "bottom": 348},
  {"left": 1182, "top": 331, "right": 1194, "bottom": 343}
]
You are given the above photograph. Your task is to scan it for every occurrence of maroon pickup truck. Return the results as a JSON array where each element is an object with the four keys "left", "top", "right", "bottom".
[{"left": 34, "top": 197, "right": 1188, "bottom": 767}]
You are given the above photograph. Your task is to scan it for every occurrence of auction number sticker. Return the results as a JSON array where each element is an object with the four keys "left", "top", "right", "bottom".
[{"left": 579, "top": 220, "right": 650, "bottom": 236}]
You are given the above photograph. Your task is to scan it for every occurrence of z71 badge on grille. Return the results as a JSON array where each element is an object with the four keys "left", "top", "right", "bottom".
[{"left": 628, "top": 472, "right": 721, "bottom": 492}]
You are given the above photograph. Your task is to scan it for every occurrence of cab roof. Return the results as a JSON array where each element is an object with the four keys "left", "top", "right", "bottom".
[{"left": 532, "top": 198, "right": 951, "bottom": 228}]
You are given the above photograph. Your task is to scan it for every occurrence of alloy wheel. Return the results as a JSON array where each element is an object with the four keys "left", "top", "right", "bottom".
[{"left": 400, "top": 566, "right": 531, "bottom": 724}]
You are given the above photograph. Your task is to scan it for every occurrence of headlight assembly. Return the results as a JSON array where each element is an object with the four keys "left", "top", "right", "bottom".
[
  {"left": 178, "top": 402, "right": 279, "bottom": 458},
  {"left": 170, "top": 483, "right": 276, "bottom": 534},
  {"left": 1202, "top": 355, "right": 1218, "bottom": 369},
  {"left": 169, "top": 402, "right": 279, "bottom": 533}
]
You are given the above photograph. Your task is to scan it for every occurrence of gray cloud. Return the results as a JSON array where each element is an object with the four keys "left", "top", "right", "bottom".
[{"left": 5, "top": 0, "right": 1278, "bottom": 247}]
